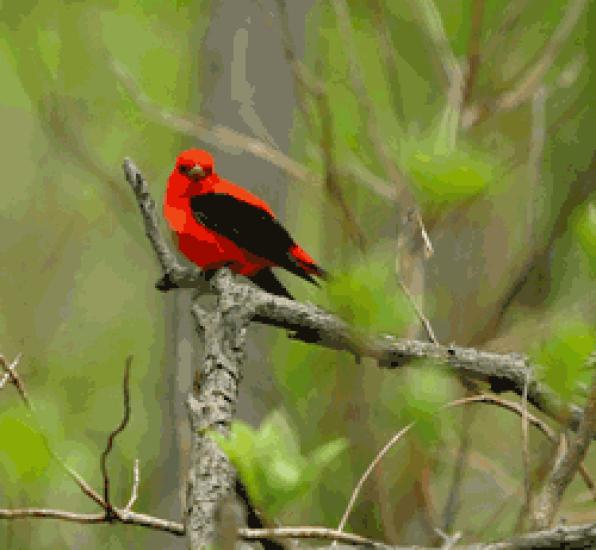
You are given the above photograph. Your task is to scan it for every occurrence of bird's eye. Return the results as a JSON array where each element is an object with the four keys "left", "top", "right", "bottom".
[{"left": 179, "top": 165, "right": 189, "bottom": 174}]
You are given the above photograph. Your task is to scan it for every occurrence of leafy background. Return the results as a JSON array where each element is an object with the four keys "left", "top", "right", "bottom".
[{"left": 0, "top": 0, "right": 594, "bottom": 548}]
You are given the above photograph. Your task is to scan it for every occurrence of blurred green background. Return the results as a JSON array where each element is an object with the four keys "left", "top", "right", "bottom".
[{"left": 0, "top": 0, "right": 594, "bottom": 547}]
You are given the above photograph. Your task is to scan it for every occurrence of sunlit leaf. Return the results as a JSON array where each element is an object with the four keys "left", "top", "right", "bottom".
[{"left": 533, "top": 321, "right": 595, "bottom": 401}]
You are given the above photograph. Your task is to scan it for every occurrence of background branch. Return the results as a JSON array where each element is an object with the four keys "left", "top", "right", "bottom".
[{"left": 531, "top": 374, "right": 596, "bottom": 528}]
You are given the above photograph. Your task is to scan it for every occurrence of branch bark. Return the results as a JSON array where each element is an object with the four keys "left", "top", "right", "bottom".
[
  {"left": 185, "top": 278, "right": 256, "bottom": 548},
  {"left": 122, "top": 157, "right": 592, "bottom": 438},
  {"left": 531, "top": 374, "right": 596, "bottom": 529}
]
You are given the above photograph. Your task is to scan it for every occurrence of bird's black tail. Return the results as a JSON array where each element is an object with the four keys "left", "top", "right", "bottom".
[
  {"left": 249, "top": 268, "right": 294, "bottom": 300},
  {"left": 250, "top": 268, "right": 321, "bottom": 343}
]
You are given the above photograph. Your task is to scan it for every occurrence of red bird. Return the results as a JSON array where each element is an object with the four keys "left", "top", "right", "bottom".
[{"left": 163, "top": 149, "right": 326, "bottom": 299}]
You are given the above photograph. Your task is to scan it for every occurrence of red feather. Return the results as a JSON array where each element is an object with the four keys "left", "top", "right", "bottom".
[{"left": 164, "top": 149, "right": 326, "bottom": 297}]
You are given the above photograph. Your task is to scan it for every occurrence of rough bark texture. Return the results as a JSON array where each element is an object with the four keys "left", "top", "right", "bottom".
[
  {"left": 185, "top": 276, "right": 258, "bottom": 548},
  {"left": 531, "top": 374, "right": 596, "bottom": 529}
]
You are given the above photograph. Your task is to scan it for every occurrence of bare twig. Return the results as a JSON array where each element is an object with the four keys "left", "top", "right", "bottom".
[
  {"left": 519, "top": 370, "right": 532, "bottom": 530},
  {"left": 532, "top": 374, "right": 596, "bottom": 528},
  {"left": 397, "top": 277, "right": 438, "bottom": 345},
  {"left": 370, "top": 0, "right": 405, "bottom": 122},
  {"left": 316, "top": 84, "right": 367, "bottom": 251},
  {"left": 0, "top": 509, "right": 106, "bottom": 524},
  {"left": 100, "top": 355, "right": 133, "bottom": 515},
  {"left": 331, "top": 0, "right": 411, "bottom": 198},
  {"left": 244, "top": 522, "right": 596, "bottom": 549},
  {"left": 0, "top": 353, "right": 187, "bottom": 537},
  {"left": 0, "top": 507, "right": 185, "bottom": 536},
  {"left": 0, "top": 353, "right": 30, "bottom": 408},
  {"left": 463, "top": 0, "right": 587, "bottom": 128},
  {"left": 239, "top": 525, "right": 384, "bottom": 546},
  {"left": 442, "top": 395, "right": 475, "bottom": 533},
  {"left": 413, "top": 0, "right": 461, "bottom": 87},
  {"left": 337, "top": 423, "right": 413, "bottom": 534},
  {"left": 338, "top": 393, "right": 594, "bottom": 535},
  {"left": 125, "top": 459, "right": 140, "bottom": 512},
  {"left": 113, "top": 59, "right": 397, "bottom": 205},
  {"left": 1, "top": 354, "right": 107, "bottom": 509},
  {"left": 482, "top": 0, "right": 532, "bottom": 63},
  {"left": 267, "top": 1, "right": 367, "bottom": 251},
  {"left": 462, "top": 0, "right": 486, "bottom": 105}
]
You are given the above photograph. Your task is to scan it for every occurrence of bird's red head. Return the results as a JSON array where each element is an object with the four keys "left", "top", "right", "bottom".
[
  {"left": 176, "top": 149, "right": 215, "bottom": 180},
  {"left": 169, "top": 149, "right": 216, "bottom": 196}
]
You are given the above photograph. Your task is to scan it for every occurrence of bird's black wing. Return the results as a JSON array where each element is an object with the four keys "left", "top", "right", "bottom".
[{"left": 190, "top": 193, "right": 315, "bottom": 283}]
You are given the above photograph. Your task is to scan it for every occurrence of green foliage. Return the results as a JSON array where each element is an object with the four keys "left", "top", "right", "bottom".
[
  {"left": 0, "top": 411, "right": 50, "bottom": 481},
  {"left": 573, "top": 202, "right": 596, "bottom": 275},
  {"left": 324, "top": 250, "right": 414, "bottom": 335},
  {"left": 402, "top": 139, "right": 496, "bottom": 215},
  {"left": 211, "top": 409, "right": 347, "bottom": 516},
  {"left": 533, "top": 321, "right": 596, "bottom": 402},
  {"left": 395, "top": 365, "right": 456, "bottom": 446}
]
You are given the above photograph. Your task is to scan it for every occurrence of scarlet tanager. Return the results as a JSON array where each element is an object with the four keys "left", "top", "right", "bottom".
[{"left": 163, "top": 149, "right": 326, "bottom": 299}]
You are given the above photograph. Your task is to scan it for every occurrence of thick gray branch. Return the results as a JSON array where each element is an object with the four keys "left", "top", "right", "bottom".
[
  {"left": 185, "top": 275, "right": 257, "bottom": 548},
  {"left": 121, "top": 157, "right": 590, "bottom": 435}
]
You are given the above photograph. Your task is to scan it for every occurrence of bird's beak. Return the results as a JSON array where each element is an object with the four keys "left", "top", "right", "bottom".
[{"left": 188, "top": 164, "right": 206, "bottom": 178}]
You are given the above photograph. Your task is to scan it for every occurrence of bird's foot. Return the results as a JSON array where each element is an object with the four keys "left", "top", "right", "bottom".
[
  {"left": 155, "top": 272, "right": 178, "bottom": 292},
  {"left": 202, "top": 269, "right": 219, "bottom": 282}
]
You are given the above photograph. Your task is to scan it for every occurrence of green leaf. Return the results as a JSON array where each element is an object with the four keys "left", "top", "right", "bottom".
[
  {"left": 303, "top": 438, "right": 348, "bottom": 484},
  {"left": 0, "top": 412, "right": 51, "bottom": 481},
  {"left": 573, "top": 203, "right": 596, "bottom": 276},
  {"left": 397, "top": 365, "right": 455, "bottom": 445},
  {"left": 324, "top": 251, "right": 414, "bottom": 334},
  {"left": 210, "top": 410, "right": 346, "bottom": 516},
  {"left": 402, "top": 139, "right": 496, "bottom": 214},
  {"left": 534, "top": 321, "right": 596, "bottom": 402}
]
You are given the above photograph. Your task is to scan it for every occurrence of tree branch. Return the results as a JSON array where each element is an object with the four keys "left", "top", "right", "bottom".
[
  {"left": 184, "top": 279, "right": 255, "bottom": 548},
  {"left": 462, "top": 0, "right": 587, "bottom": 128},
  {"left": 531, "top": 374, "right": 596, "bottom": 529},
  {"left": 121, "top": 158, "right": 592, "bottom": 439},
  {"left": 100, "top": 356, "right": 133, "bottom": 517}
]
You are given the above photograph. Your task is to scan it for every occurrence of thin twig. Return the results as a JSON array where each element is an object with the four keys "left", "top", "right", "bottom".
[
  {"left": 337, "top": 393, "right": 593, "bottom": 535},
  {"left": 463, "top": 0, "right": 587, "bottom": 127},
  {"left": 112, "top": 59, "right": 396, "bottom": 205},
  {"left": 413, "top": 0, "right": 462, "bottom": 87},
  {"left": 370, "top": 0, "right": 406, "bottom": 122},
  {"left": 0, "top": 353, "right": 186, "bottom": 536},
  {"left": 1, "top": 354, "right": 107, "bottom": 508},
  {"left": 482, "top": 0, "right": 532, "bottom": 63},
  {"left": 331, "top": 0, "right": 411, "bottom": 199},
  {"left": 462, "top": 0, "right": 486, "bottom": 105},
  {"left": 316, "top": 80, "right": 367, "bottom": 251},
  {"left": 100, "top": 356, "right": 133, "bottom": 515},
  {"left": 239, "top": 526, "right": 384, "bottom": 546},
  {"left": 125, "top": 459, "right": 140, "bottom": 512},
  {"left": 0, "top": 507, "right": 185, "bottom": 536},
  {"left": 0, "top": 353, "right": 30, "bottom": 408},
  {"left": 267, "top": 0, "right": 367, "bottom": 251},
  {"left": 520, "top": 370, "right": 532, "bottom": 529},
  {"left": 442, "top": 394, "right": 475, "bottom": 533},
  {"left": 397, "top": 278, "right": 438, "bottom": 345}
]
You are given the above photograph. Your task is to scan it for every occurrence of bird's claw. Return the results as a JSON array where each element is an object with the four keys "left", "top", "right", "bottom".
[{"left": 156, "top": 272, "right": 178, "bottom": 292}]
